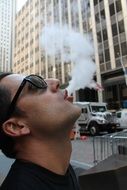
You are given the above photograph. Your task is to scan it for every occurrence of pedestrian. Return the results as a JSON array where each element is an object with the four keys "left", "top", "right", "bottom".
[{"left": 0, "top": 72, "right": 81, "bottom": 190}]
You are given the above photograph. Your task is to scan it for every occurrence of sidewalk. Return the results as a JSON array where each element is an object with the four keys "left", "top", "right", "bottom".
[{"left": 71, "top": 138, "right": 94, "bottom": 166}]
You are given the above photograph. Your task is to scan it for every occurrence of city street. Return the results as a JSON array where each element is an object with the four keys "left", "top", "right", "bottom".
[{"left": 0, "top": 0, "right": 127, "bottom": 189}]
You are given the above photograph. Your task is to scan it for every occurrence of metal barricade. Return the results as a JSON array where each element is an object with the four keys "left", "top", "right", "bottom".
[{"left": 93, "top": 130, "right": 127, "bottom": 165}]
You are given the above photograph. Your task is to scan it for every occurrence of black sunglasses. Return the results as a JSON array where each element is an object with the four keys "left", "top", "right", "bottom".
[{"left": 5, "top": 75, "right": 47, "bottom": 122}]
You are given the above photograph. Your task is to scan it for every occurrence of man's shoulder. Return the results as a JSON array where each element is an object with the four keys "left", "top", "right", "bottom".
[
  {"left": 1, "top": 161, "right": 80, "bottom": 190},
  {"left": 0, "top": 160, "right": 41, "bottom": 190}
]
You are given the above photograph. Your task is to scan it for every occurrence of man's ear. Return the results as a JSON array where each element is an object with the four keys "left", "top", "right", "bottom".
[{"left": 2, "top": 118, "right": 30, "bottom": 137}]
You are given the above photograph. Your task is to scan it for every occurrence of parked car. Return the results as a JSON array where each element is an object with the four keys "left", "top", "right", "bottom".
[{"left": 116, "top": 109, "right": 127, "bottom": 129}]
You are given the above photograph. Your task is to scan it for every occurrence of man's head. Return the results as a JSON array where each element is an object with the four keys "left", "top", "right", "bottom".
[{"left": 0, "top": 73, "right": 81, "bottom": 158}]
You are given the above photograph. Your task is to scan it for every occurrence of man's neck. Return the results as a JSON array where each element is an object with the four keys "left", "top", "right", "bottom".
[{"left": 16, "top": 137, "right": 72, "bottom": 175}]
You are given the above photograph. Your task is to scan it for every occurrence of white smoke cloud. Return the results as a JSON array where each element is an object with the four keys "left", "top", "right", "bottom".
[{"left": 41, "top": 24, "right": 96, "bottom": 95}]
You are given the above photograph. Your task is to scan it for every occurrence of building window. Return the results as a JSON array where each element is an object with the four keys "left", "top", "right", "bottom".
[
  {"left": 114, "top": 44, "right": 120, "bottom": 58},
  {"left": 25, "top": 54, "right": 28, "bottom": 59},
  {"left": 25, "top": 65, "right": 28, "bottom": 70},
  {"left": 100, "top": 9, "right": 105, "bottom": 20},
  {"left": 121, "top": 42, "right": 127, "bottom": 56},
  {"left": 118, "top": 20, "right": 125, "bottom": 33},
  {"left": 116, "top": 0, "right": 122, "bottom": 12},
  {"left": 30, "top": 50, "right": 33, "bottom": 55},
  {"left": 21, "top": 57, "right": 24, "bottom": 62},
  {"left": 30, "top": 63, "right": 33, "bottom": 67},
  {"left": 26, "top": 32, "right": 28, "bottom": 38},
  {"left": 105, "top": 49, "right": 110, "bottom": 62},
  {"left": 35, "top": 47, "right": 39, "bottom": 52},
  {"left": 97, "top": 31, "right": 102, "bottom": 43},
  {"left": 99, "top": 53, "right": 104, "bottom": 64},
  {"left": 35, "top": 23, "right": 39, "bottom": 29},
  {"left": 103, "top": 29, "right": 108, "bottom": 41},
  {"left": 25, "top": 43, "right": 28, "bottom": 48},
  {"left": 94, "top": 0, "right": 98, "bottom": 6},
  {"left": 109, "top": 3, "right": 115, "bottom": 16},
  {"left": 36, "top": 60, "right": 39, "bottom": 64},
  {"left": 30, "top": 39, "right": 33, "bottom": 45},
  {"left": 95, "top": 13, "right": 100, "bottom": 23},
  {"left": 112, "top": 23, "right": 118, "bottom": 36}
]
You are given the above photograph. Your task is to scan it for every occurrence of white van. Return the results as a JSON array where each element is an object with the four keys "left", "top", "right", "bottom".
[{"left": 116, "top": 109, "right": 127, "bottom": 129}]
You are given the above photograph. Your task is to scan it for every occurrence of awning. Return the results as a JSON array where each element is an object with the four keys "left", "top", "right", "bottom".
[{"left": 103, "top": 75, "right": 125, "bottom": 85}]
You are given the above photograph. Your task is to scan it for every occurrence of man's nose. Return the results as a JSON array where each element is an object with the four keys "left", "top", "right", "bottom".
[{"left": 45, "top": 78, "right": 60, "bottom": 92}]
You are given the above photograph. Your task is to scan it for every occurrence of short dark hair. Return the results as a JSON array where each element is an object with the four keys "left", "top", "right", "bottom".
[{"left": 0, "top": 72, "right": 26, "bottom": 158}]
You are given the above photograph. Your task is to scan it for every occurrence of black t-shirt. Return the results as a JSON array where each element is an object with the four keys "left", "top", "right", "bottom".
[{"left": 0, "top": 160, "right": 80, "bottom": 190}]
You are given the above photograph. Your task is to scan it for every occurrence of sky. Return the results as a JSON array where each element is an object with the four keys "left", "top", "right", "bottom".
[{"left": 17, "top": 0, "right": 27, "bottom": 12}]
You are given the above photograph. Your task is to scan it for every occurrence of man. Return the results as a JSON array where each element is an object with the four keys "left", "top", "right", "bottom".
[{"left": 0, "top": 72, "right": 81, "bottom": 190}]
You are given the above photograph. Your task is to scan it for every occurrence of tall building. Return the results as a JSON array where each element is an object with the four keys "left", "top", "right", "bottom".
[
  {"left": 13, "top": 0, "right": 127, "bottom": 109},
  {"left": 90, "top": 0, "right": 127, "bottom": 109},
  {"left": 0, "top": 0, "right": 16, "bottom": 72},
  {"left": 13, "top": 0, "right": 91, "bottom": 83}
]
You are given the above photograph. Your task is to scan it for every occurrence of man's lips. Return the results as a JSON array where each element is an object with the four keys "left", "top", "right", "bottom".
[
  {"left": 64, "top": 89, "right": 73, "bottom": 102},
  {"left": 64, "top": 89, "right": 68, "bottom": 99},
  {"left": 66, "top": 96, "right": 73, "bottom": 102}
]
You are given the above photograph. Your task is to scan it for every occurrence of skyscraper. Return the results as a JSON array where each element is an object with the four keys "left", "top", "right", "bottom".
[
  {"left": 13, "top": 0, "right": 91, "bottom": 84},
  {"left": 0, "top": 0, "right": 16, "bottom": 72},
  {"left": 90, "top": 0, "right": 127, "bottom": 108},
  {"left": 14, "top": 0, "right": 127, "bottom": 109}
]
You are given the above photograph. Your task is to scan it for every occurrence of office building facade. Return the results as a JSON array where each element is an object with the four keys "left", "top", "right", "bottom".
[
  {"left": 0, "top": 0, "right": 16, "bottom": 72},
  {"left": 13, "top": 0, "right": 127, "bottom": 109},
  {"left": 13, "top": 0, "right": 90, "bottom": 82},
  {"left": 90, "top": 0, "right": 127, "bottom": 109}
]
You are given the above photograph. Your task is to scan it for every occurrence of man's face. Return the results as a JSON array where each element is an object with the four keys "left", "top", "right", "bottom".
[{"left": 1, "top": 74, "right": 81, "bottom": 138}]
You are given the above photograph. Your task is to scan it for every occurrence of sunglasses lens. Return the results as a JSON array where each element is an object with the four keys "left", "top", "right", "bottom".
[{"left": 28, "top": 75, "right": 47, "bottom": 88}]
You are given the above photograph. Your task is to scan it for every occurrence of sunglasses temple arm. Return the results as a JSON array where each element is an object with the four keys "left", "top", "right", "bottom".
[{"left": 5, "top": 81, "right": 26, "bottom": 120}]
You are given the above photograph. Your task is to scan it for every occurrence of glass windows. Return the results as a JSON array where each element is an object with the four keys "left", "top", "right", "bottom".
[
  {"left": 109, "top": 1, "right": 121, "bottom": 16},
  {"left": 109, "top": 3, "right": 115, "bottom": 16},
  {"left": 114, "top": 44, "right": 120, "bottom": 58},
  {"left": 97, "top": 31, "right": 102, "bottom": 43},
  {"left": 112, "top": 23, "right": 118, "bottom": 36},
  {"left": 105, "top": 49, "right": 110, "bottom": 62},
  {"left": 99, "top": 53, "right": 104, "bottom": 64},
  {"left": 111, "top": 20, "right": 124, "bottom": 37},
  {"left": 95, "top": 13, "right": 100, "bottom": 23},
  {"left": 116, "top": 0, "right": 122, "bottom": 12},
  {"left": 103, "top": 29, "right": 108, "bottom": 41},
  {"left": 118, "top": 20, "right": 125, "bottom": 33},
  {"left": 121, "top": 42, "right": 127, "bottom": 56},
  {"left": 94, "top": 0, "right": 98, "bottom": 6},
  {"left": 100, "top": 10, "right": 105, "bottom": 20}
]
